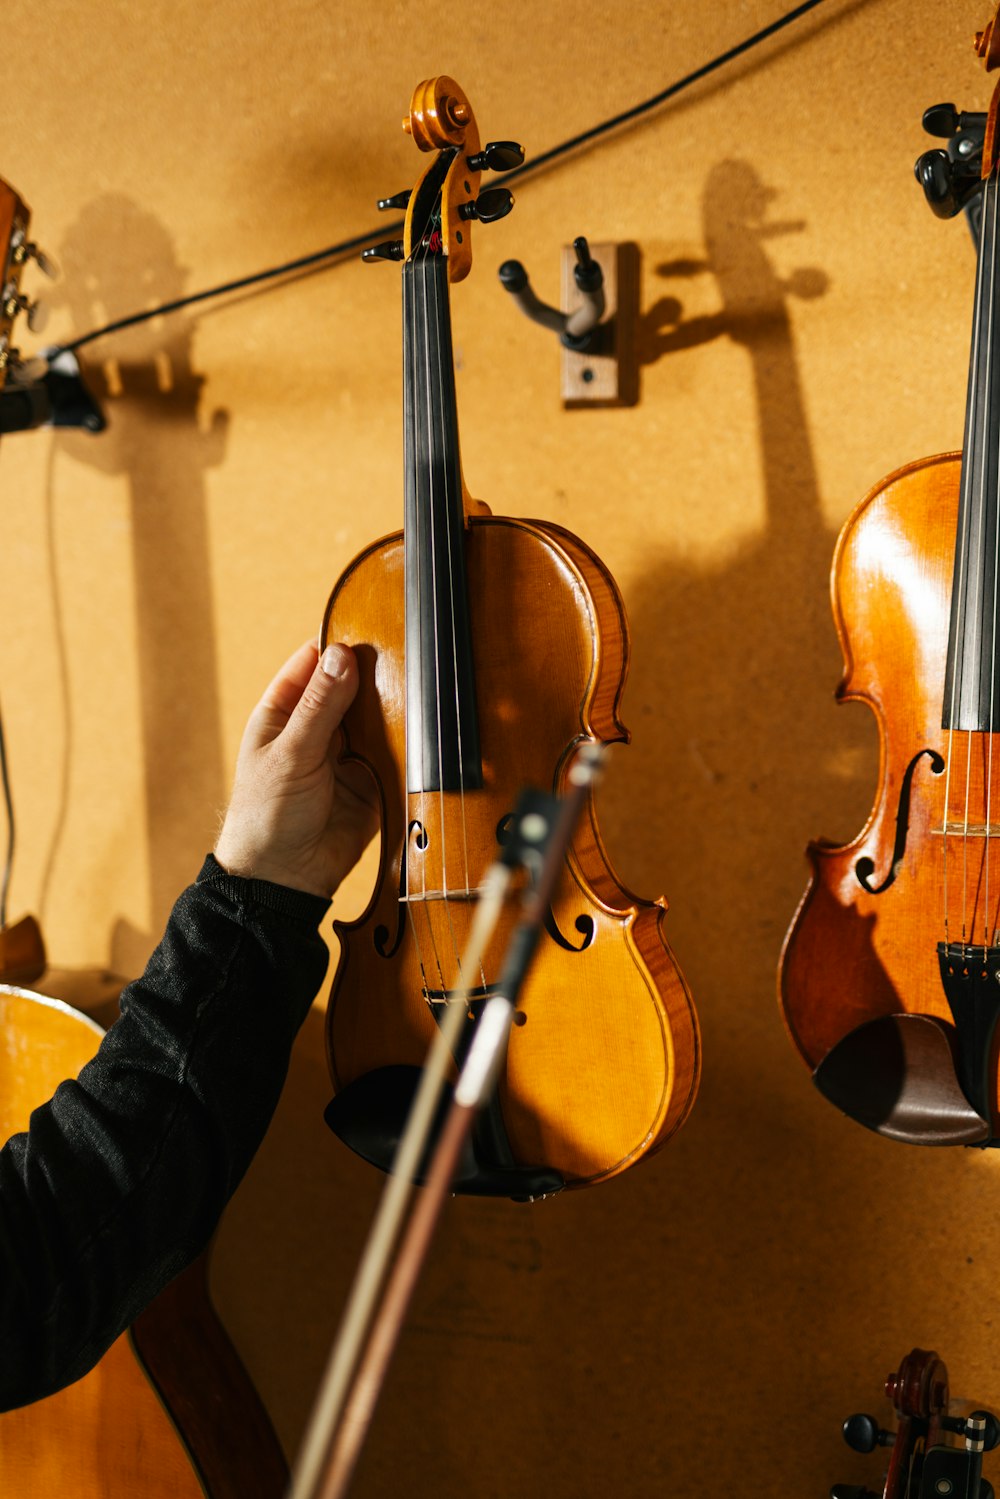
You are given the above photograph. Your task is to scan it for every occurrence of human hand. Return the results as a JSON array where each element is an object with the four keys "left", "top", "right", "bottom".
[{"left": 214, "top": 641, "right": 378, "bottom": 898}]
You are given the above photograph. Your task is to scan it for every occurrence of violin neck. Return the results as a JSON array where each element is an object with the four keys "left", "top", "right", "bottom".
[
  {"left": 945, "top": 165, "right": 1000, "bottom": 730},
  {"left": 402, "top": 255, "right": 483, "bottom": 793}
]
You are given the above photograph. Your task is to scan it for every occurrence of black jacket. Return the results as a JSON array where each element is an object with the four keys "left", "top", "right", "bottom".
[{"left": 0, "top": 855, "right": 330, "bottom": 1411}]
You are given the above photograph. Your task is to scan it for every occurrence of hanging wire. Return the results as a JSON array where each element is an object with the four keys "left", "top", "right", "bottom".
[
  {"left": 0, "top": 0, "right": 830, "bottom": 922},
  {"left": 47, "top": 0, "right": 828, "bottom": 361}
]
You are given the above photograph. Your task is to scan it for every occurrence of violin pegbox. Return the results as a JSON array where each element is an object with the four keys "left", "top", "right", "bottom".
[
  {"left": 401, "top": 76, "right": 521, "bottom": 282},
  {"left": 0, "top": 178, "right": 32, "bottom": 390}
]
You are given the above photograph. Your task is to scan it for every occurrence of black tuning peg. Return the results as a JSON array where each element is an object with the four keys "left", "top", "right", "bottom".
[
  {"left": 377, "top": 189, "right": 411, "bottom": 212},
  {"left": 457, "top": 187, "right": 514, "bottom": 224},
  {"left": 924, "top": 101, "right": 961, "bottom": 137},
  {"left": 467, "top": 140, "right": 524, "bottom": 173},
  {"left": 922, "top": 102, "right": 988, "bottom": 141},
  {"left": 942, "top": 1410, "right": 1000, "bottom": 1452},
  {"left": 361, "top": 239, "right": 405, "bottom": 263},
  {"left": 915, "top": 147, "right": 984, "bottom": 220},
  {"left": 843, "top": 1413, "right": 894, "bottom": 1454}
]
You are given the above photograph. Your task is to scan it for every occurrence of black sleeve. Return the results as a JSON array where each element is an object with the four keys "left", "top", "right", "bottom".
[{"left": 0, "top": 854, "right": 331, "bottom": 1411}]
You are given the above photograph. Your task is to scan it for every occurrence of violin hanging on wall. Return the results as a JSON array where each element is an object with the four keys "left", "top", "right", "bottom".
[
  {"left": 321, "top": 76, "right": 700, "bottom": 1196},
  {"left": 779, "top": 6, "right": 1000, "bottom": 1146}
]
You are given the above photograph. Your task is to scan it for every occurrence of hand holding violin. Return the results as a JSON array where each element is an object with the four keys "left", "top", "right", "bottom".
[{"left": 215, "top": 641, "right": 379, "bottom": 898}]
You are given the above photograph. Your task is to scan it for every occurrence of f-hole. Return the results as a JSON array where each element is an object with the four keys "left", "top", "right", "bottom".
[
  {"left": 374, "top": 820, "right": 428, "bottom": 958},
  {"left": 495, "top": 813, "right": 595, "bottom": 952},
  {"left": 855, "top": 748, "right": 945, "bottom": 894}
]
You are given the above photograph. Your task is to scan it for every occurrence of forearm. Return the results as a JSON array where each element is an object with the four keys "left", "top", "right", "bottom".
[{"left": 0, "top": 856, "right": 330, "bottom": 1410}]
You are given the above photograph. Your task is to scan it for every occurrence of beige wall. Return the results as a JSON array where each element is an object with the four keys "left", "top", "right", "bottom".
[{"left": 1, "top": 0, "right": 997, "bottom": 1493}]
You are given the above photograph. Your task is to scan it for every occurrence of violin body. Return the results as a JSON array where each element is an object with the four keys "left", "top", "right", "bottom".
[
  {"left": 320, "top": 75, "right": 698, "bottom": 1192},
  {"left": 0, "top": 986, "right": 287, "bottom": 1499},
  {"left": 781, "top": 454, "right": 962, "bottom": 1065},
  {"left": 779, "top": 449, "right": 1000, "bottom": 1141},
  {"left": 323, "top": 513, "right": 700, "bottom": 1186},
  {"left": 780, "top": 14, "right": 1000, "bottom": 1143}
]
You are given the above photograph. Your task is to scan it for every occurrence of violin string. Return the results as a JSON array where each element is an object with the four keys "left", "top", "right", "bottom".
[
  {"left": 417, "top": 245, "right": 453, "bottom": 997},
  {"left": 405, "top": 253, "right": 444, "bottom": 998},
  {"left": 989, "top": 165, "right": 1000, "bottom": 948},
  {"left": 431, "top": 231, "right": 489, "bottom": 997},
  {"left": 430, "top": 241, "right": 473, "bottom": 904},
  {"left": 972, "top": 167, "right": 1000, "bottom": 946},
  {"left": 944, "top": 166, "right": 992, "bottom": 947},
  {"left": 423, "top": 245, "right": 472, "bottom": 997}
]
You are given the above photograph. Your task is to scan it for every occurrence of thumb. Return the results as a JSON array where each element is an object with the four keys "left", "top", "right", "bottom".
[{"left": 277, "top": 643, "right": 360, "bottom": 767}]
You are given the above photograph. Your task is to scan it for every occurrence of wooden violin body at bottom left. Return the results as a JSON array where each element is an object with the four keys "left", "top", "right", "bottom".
[{"left": 0, "top": 988, "right": 288, "bottom": 1498}]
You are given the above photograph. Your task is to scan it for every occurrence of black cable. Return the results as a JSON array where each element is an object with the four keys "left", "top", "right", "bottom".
[
  {"left": 48, "top": 0, "right": 827, "bottom": 360},
  {"left": 500, "top": 0, "right": 828, "bottom": 182},
  {"left": 55, "top": 224, "right": 403, "bottom": 356},
  {"left": 0, "top": 703, "right": 15, "bottom": 929}
]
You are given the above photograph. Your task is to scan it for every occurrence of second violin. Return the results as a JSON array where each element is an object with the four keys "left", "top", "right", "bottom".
[
  {"left": 780, "top": 9, "right": 1000, "bottom": 1144},
  {"left": 321, "top": 77, "right": 700, "bottom": 1195}
]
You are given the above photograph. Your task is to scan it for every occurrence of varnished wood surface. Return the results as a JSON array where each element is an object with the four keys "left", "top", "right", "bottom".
[
  {"left": 778, "top": 453, "right": 995, "bottom": 1079},
  {"left": 323, "top": 515, "right": 700, "bottom": 1185},
  {"left": 0, "top": 986, "right": 287, "bottom": 1498},
  {"left": 0, "top": 987, "right": 207, "bottom": 1497}
]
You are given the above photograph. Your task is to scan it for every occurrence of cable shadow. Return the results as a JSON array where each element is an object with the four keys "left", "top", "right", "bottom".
[{"left": 51, "top": 194, "right": 229, "bottom": 975}]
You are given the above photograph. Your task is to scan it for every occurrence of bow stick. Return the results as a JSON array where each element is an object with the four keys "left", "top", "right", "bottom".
[{"left": 288, "top": 742, "right": 606, "bottom": 1499}]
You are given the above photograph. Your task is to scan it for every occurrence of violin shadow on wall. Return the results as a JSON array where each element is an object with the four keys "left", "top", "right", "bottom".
[
  {"left": 524, "top": 157, "right": 996, "bottom": 1491},
  {"left": 51, "top": 195, "right": 229, "bottom": 979}
]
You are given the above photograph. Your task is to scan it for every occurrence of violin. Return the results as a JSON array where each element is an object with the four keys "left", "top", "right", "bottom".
[
  {"left": 779, "top": 6, "right": 1000, "bottom": 1145},
  {"left": 321, "top": 76, "right": 700, "bottom": 1195},
  {"left": 831, "top": 1348, "right": 999, "bottom": 1499},
  {"left": 0, "top": 177, "right": 285, "bottom": 1497}
]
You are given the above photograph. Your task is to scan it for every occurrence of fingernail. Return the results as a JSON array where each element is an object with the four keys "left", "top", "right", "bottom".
[{"left": 321, "top": 644, "right": 352, "bottom": 681}]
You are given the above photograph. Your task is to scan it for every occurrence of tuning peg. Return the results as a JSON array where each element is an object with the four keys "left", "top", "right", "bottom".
[
  {"left": 2, "top": 290, "right": 46, "bottom": 330},
  {"left": 842, "top": 1413, "right": 895, "bottom": 1454},
  {"left": 941, "top": 1410, "right": 1000, "bottom": 1452},
  {"left": 26, "top": 299, "right": 48, "bottom": 333},
  {"left": 361, "top": 240, "right": 405, "bottom": 263},
  {"left": 466, "top": 140, "right": 524, "bottom": 173},
  {"left": 457, "top": 188, "right": 514, "bottom": 224},
  {"left": 9, "top": 232, "right": 58, "bottom": 279},
  {"left": 914, "top": 147, "right": 984, "bottom": 219},
  {"left": 377, "top": 190, "right": 411, "bottom": 212},
  {"left": 924, "top": 101, "right": 961, "bottom": 137}
]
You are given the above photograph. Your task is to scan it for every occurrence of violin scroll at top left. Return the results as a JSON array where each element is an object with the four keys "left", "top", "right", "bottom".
[{"left": 320, "top": 76, "right": 701, "bottom": 1197}]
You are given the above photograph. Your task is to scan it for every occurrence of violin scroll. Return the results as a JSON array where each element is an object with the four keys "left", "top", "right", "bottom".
[
  {"left": 397, "top": 76, "right": 522, "bottom": 280},
  {"left": 832, "top": 1349, "right": 999, "bottom": 1499},
  {"left": 977, "top": 5, "right": 1000, "bottom": 73}
]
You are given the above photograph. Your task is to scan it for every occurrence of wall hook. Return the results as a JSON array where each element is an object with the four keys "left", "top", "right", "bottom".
[
  {"left": 498, "top": 237, "right": 635, "bottom": 407},
  {"left": 499, "top": 236, "right": 605, "bottom": 350}
]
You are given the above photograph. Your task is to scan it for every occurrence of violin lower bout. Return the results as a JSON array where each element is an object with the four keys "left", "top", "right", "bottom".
[{"left": 323, "top": 515, "right": 700, "bottom": 1186}]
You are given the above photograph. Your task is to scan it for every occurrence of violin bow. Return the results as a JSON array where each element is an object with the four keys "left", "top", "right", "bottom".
[{"left": 288, "top": 743, "right": 606, "bottom": 1499}]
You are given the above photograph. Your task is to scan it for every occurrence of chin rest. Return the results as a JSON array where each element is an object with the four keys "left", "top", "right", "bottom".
[
  {"left": 813, "top": 1013, "right": 991, "bottom": 1146},
  {"left": 324, "top": 1065, "right": 565, "bottom": 1200}
]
